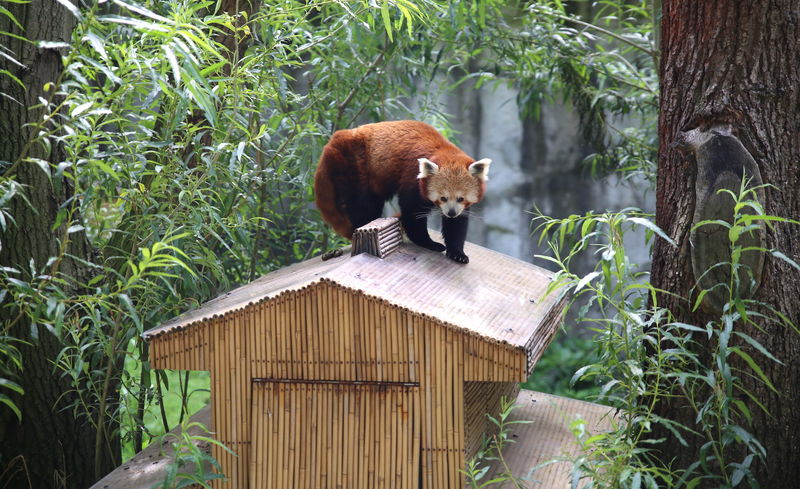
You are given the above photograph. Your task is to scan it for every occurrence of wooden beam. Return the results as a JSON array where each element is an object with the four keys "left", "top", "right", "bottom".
[{"left": 88, "top": 406, "right": 212, "bottom": 489}]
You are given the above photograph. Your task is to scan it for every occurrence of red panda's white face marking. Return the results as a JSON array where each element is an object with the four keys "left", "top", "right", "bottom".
[{"left": 417, "top": 157, "right": 491, "bottom": 218}]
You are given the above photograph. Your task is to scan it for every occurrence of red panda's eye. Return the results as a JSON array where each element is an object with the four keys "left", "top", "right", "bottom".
[
  {"left": 457, "top": 197, "right": 464, "bottom": 203},
  {"left": 440, "top": 197, "right": 448, "bottom": 203}
]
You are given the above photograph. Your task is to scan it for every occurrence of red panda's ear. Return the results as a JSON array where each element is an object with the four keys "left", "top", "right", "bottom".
[
  {"left": 417, "top": 158, "right": 439, "bottom": 179},
  {"left": 469, "top": 158, "right": 491, "bottom": 182}
]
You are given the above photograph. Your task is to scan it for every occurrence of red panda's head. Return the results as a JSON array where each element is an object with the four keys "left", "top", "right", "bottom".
[{"left": 417, "top": 157, "right": 491, "bottom": 218}]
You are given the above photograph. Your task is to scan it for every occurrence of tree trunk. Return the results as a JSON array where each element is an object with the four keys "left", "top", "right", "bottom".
[
  {"left": 0, "top": 1, "right": 113, "bottom": 488},
  {"left": 652, "top": 1, "right": 800, "bottom": 485}
]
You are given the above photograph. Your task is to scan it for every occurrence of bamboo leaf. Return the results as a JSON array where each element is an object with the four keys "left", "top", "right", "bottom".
[
  {"left": 53, "top": 0, "right": 82, "bottom": 20},
  {"left": 730, "top": 347, "right": 778, "bottom": 393},
  {"left": 628, "top": 216, "right": 676, "bottom": 246},
  {"left": 771, "top": 250, "right": 800, "bottom": 272},
  {"left": 84, "top": 31, "right": 108, "bottom": 62},
  {"left": 0, "top": 7, "right": 23, "bottom": 30},
  {"left": 71, "top": 101, "right": 94, "bottom": 117},
  {"left": 111, "top": 0, "right": 174, "bottom": 24},
  {"left": 0, "top": 378, "right": 23, "bottom": 395},
  {"left": 380, "top": 1, "right": 393, "bottom": 42},
  {"left": 574, "top": 271, "right": 600, "bottom": 292},
  {"left": 0, "top": 394, "right": 22, "bottom": 421},
  {"left": 163, "top": 45, "right": 181, "bottom": 86}
]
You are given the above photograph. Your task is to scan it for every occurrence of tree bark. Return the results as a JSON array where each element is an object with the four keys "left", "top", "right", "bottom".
[
  {"left": 0, "top": 1, "right": 113, "bottom": 488},
  {"left": 652, "top": 1, "right": 800, "bottom": 485}
]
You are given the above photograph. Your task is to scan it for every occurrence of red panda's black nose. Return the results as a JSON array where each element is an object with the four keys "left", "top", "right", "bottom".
[{"left": 447, "top": 209, "right": 457, "bottom": 217}]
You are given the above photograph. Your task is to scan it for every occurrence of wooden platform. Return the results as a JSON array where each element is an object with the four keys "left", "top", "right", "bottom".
[
  {"left": 90, "top": 390, "right": 613, "bottom": 489},
  {"left": 481, "top": 390, "right": 615, "bottom": 488},
  {"left": 89, "top": 406, "right": 212, "bottom": 489}
]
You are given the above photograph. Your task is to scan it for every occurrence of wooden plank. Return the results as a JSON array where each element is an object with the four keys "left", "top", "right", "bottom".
[
  {"left": 289, "top": 294, "right": 299, "bottom": 379},
  {"left": 307, "top": 383, "right": 317, "bottom": 487},
  {"left": 455, "top": 334, "right": 466, "bottom": 488},
  {"left": 421, "top": 317, "right": 433, "bottom": 489},
  {"left": 376, "top": 386, "right": 386, "bottom": 488},
  {"left": 233, "top": 311, "right": 246, "bottom": 489},
  {"left": 302, "top": 289, "right": 312, "bottom": 379},
  {"left": 444, "top": 329, "right": 455, "bottom": 488},
  {"left": 406, "top": 316, "right": 416, "bottom": 383},
  {"left": 362, "top": 299, "right": 371, "bottom": 383},
  {"left": 411, "top": 385, "right": 421, "bottom": 489},
  {"left": 211, "top": 319, "right": 224, "bottom": 487},
  {"left": 479, "top": 390, "right": 615, "bottom": 489},
  {"left": 87, "top": 406, "right": 212, "bottom": 489},
  {"left": 390, "top": 386, "right": 399, "bottom": 489},
  {"left": 264, "top": 303, "right": 273, "bottom": 379},
  {"left": 356, "top": 383, "right": 367, "bottom": 489},
  {"left": 308, "top": 285, "right": 318, "bottom": 380},
  {"left": 432, "top": 323, "right": 443, "bottom": 489},
  {"left": 346, "top": 386, "right": 356, "bottom": 488},
  {"left": 250, "top": 303, "right": 258, "bottom": 379},
  {"left": 250, "top": 383, "right": 260, "bottom": 489},
  {"left": 334, "top": 287, "right": 345, "bottom": 380},
  {"left": 277, "top": 298, "right": 285, "bottom": 380},
  {"left": 320, "top": 383, "right": 330, "bottom": 489},
  {"left": 363, "top": 383, "right": 373, "bottom": 488}
]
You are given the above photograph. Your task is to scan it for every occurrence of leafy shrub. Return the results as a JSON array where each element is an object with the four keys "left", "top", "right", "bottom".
[{"left": 530, "top": 182, "right": 798, "bottom": 488}]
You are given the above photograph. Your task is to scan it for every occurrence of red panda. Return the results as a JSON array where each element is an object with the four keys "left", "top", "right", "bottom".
[{"left": 314, "top": 120, "right": 491, "bottom": 264}]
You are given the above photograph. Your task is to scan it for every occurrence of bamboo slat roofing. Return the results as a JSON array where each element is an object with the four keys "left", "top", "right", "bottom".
[{"left": 144, "top": 232, "right": 563, "bottom": 351}]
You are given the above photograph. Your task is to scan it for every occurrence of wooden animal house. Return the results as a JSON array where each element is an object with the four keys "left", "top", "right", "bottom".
[{"left": 143, "top": 218, "right": 567, "bottom": 489}]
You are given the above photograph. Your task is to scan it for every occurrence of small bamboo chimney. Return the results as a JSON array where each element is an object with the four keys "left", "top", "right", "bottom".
[{"left": 351, "top": 217, "right": 403, "bottom": 258}]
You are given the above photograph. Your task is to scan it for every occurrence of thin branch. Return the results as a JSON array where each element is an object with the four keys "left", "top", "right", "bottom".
[
  {"left": 335, "top": 49, "right": 387, "bottom": 129},
  {"left": 533, "top": 6, "right": 655, "bottom": 58}
]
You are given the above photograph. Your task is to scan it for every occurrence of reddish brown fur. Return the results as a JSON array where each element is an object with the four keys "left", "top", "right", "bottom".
[{"left": 314, "top": 120, "right": 484, "bottom": 238}]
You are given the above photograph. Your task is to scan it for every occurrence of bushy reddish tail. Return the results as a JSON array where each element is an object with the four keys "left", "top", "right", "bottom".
[{"left": 314, "top": 146, "right": 355, "bottom": 239}]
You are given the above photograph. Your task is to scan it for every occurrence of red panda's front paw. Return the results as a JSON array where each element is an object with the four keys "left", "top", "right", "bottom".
[{"left": 446, "top": 250, "right": 469, "bottom": 264}]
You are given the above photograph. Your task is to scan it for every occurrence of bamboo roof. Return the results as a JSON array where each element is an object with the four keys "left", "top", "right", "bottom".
[{"left": 144, "top": 232, "right": 565, "bottom": 353}]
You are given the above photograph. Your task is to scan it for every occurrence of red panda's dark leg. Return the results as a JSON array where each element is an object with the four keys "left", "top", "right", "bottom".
[
  {"left": 441, "top": 214, "right": 470, "bottom": 264},
  {"left": 398, "top": 191, "right": 445, "bottom": 252},
  {"left": 345, "top": 192, "right": 385, "bottom": 230}
]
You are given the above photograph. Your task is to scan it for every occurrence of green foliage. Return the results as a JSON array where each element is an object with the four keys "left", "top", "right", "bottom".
[
  {"left": 151, "top": 419, "right": 232, "bottom": 489},
  {"left": 1, "top": 0, "right": 448, "bottom": 478},
  {"left": 530, "top": 180, "right": 796, "bottom": 488},
  {"left": 0, "top": 335, "right": 23, "bottom": 421},
  {"left": 0, "top": 0, "right": 26, "bottom": 94},
  {"left": 522, "top": 333, "right": 600, "bottom": 401},
  {"left": 0, "top": 0, "right": 28, "bottom": 428},
  {"left": 120, "top": 354, "right": 210, "bottom": 460},
  {"left": 690, "top": 176, "right": 800, "bottom": 311},
  {"left": 424, "top": 0, "right": 659, "bottom": 180}
]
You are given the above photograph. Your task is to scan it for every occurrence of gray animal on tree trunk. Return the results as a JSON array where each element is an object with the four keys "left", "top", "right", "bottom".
[{"left": 675, "top": 124, "right": 765, "bottom": 313}]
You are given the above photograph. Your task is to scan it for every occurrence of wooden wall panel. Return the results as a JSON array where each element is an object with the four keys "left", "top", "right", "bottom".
[
  {"left": 250, "top": 381, "right": 420, "bottom": 489},
  {"left": 209, "top": 313, "right": 251, "bottom": 489},
  {"left": 463, "top": 381, "right": 521, "bottom": 461},
  {"left": 150, "top": 282, "right": 531, "bottom": 489},
  {"left": 463, "top": 335, "right": 527, "bottom": 383},
  {"left": 415, "top": 317, "right": 466, "bottom": 489},
  {"left": 148, "top": 281, "right": 527, "bottom": 385},
  {"left": 247, "top": 282, "right": 420, "bottom": 383},
  {"left": 148, "top": 322, "right": 210, "bottom": 371}
]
